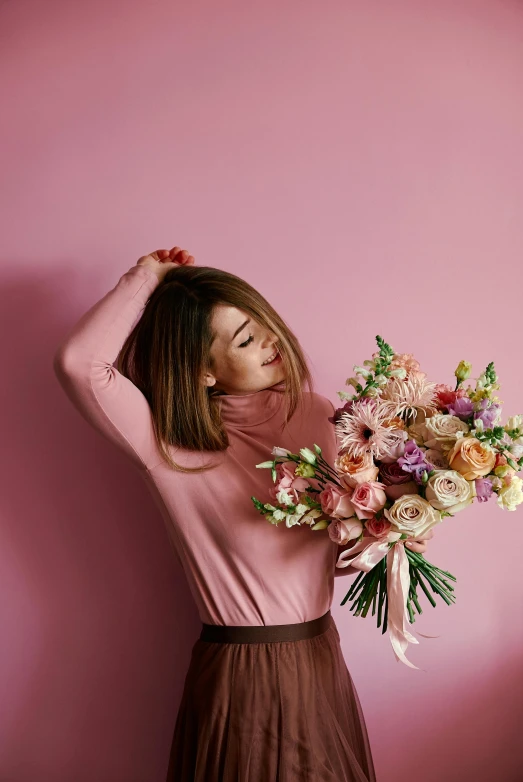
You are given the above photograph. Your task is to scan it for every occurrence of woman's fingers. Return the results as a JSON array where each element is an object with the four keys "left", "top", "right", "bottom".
[
  {"left": 406, "top": 540, "right": 427, "bottom": 553},
  {"left": 168, "top": 247, "right": 195, "bottom": 265},
  {"left": 137, "top": 246, "right": 196, "bottom": 270}
]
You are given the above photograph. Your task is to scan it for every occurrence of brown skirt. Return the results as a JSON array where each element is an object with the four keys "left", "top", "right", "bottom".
[{"left": 166, "top": 610, "right": 377, "bottom": 782}]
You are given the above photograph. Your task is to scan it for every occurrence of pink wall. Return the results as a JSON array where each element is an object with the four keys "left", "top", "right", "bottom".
[{"left": 1, "top": 0, "right": 523, "bottom": 779}]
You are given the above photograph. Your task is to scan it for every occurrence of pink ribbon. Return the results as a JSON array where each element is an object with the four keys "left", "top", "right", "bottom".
[{"left": 336, "top": 536, "right": 439, "bottom": 670}]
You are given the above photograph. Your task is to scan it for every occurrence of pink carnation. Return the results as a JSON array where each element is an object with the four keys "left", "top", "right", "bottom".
[{"left": 434, "top": 383, "right": 470, "bottom": 411}]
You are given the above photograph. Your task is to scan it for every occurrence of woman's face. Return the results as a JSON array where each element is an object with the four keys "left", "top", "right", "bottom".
[{"left": 205, "top": 304, "right": 286, "bottom": 394}]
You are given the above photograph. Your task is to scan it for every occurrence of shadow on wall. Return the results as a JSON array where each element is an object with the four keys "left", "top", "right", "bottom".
[{"left": 0, "top": 264, "right": 201, "bottom": 782}]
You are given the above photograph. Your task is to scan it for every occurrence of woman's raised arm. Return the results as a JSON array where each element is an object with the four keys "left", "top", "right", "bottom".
[{"left": 53, "top": 247, "right": 194, "bottom": 471}]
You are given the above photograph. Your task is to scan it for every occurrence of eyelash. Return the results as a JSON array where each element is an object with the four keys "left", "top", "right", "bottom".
[{"left": 239, "top": 334, "right": 254, "bottom": 348}]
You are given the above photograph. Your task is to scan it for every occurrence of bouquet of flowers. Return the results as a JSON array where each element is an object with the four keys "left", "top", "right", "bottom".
[{"left": 252, "top": 336, "right": 523, "bottom": 668}]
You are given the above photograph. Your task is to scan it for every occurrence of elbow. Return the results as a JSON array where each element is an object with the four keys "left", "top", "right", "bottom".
[{"left": 52, "top": 343, "right": 77, "bottom": 382}]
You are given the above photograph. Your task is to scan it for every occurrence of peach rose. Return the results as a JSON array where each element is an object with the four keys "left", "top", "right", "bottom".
[
  {"left": 319, "top": 485, "right": 355, "bottom": 519},
  {"left": 350, "top": 481, "right": 387, "bottom": 520},
  {"left": 328, "top": 517, "right": 364, "bottom": 545},
  {"left": 334, "top": 451, "right": 379, "bottom": 488},
  {"left": 446, "top": 437, "right": 496, "bottom": 480}
]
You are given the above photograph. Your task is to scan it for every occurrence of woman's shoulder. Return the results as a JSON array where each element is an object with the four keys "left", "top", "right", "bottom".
[{"left": 302, "top": 390, "right": 336, "bottom": 418}]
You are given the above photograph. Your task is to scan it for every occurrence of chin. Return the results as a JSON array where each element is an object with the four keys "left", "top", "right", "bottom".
[{"left": 260, "top": 370, "right": 286, "bottom": 391}]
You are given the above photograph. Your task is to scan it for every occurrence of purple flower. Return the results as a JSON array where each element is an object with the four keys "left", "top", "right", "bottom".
[
  {"left": 474, "top": 399, "right": 501, "bottom": 429},
  {"left": 411, "top": 461, "right": 435, "bottom": 484},
  {"left": 398, "top": 439, "right": 426, "bottom": 468},
  {"left": 446, "top": 397, "right": 475, "bottom": 420},
  {"left": 397, "top": 441, "right": 434, "bottom": 484},
  {"left": 475, "top": 477, "right": 494, "bottom": 502}
]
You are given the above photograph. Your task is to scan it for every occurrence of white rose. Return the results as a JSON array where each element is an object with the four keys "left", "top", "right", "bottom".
[
  {"left": 384, "top": 494, "right": 442, "bottom": 539},
  {"left": 423, "top": 414, "right": 470, "bottom": 452},
  {"left": 425, "top": 470, "right": 476, "bottom": 514},
  {"left": 508, "top": 444, "right": 523, "bottom": 459},
  {"left": 496, "top": 476, "right": 523, "bottom": 511}
]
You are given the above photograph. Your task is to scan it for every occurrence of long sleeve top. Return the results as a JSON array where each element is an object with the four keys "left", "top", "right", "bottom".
[{"left": 53, "top": 264, "right": 356, "bottom": 626}]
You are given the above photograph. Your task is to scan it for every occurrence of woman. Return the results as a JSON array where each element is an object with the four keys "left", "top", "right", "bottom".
[{"left": 53, "top": 246, "right": 430, "bottom": 781}]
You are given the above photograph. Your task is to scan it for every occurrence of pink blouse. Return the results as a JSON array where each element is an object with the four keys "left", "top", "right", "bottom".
[{"left": 53, "top": 264, "right": 355, "bottom": 626}]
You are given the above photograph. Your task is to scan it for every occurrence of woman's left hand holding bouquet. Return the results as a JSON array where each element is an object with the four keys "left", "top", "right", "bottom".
[{"left": 404, "top": 528, "right": 435, "bottom": 554}]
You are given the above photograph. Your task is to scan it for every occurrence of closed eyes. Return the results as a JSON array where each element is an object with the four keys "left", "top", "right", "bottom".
[{"left": 239, "top": 334, "right": 254, "bottom": 348}]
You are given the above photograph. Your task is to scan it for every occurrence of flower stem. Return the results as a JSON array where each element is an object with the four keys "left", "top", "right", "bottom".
[
  {"left": 340, "top": 570, "right": 365, "bottom": 606},
  {"left": 361, "top": 566, "right": 381, "bottom": 618},
  {"left": 412, "top": 569, "right": 437, "bottom": 607},
  {"left": 377, "top": 559, "right": 386, "bottom": 628}
]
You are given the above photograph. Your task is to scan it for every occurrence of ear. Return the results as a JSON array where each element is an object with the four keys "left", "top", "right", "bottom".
[{"left": 203, "top": 371, "right": 217, "bottom": 387}]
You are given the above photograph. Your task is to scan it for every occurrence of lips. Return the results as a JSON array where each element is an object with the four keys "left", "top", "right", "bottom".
[{"left": 262, "top": 349, "right": 280, "bottom": 366}]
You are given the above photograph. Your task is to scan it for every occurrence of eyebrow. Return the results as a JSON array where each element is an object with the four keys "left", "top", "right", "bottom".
[{"left": 231, "top": 318, "right": 251, "bottom": 342}]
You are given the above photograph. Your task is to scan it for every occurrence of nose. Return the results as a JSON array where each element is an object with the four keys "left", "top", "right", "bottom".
[{"left": 261, "top": 329, "right": 278, "bottom": 348}]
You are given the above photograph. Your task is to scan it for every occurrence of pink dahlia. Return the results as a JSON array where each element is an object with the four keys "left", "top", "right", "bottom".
[
  {"left": 335, "top": 398, "right": 402, "bottom": 459},
  {"left": 380, "top": 374, "right": 438, "bottom": 421}
]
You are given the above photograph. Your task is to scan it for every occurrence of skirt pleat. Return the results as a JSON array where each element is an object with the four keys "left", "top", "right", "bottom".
[{"left": 166, "top": 613, "right": 376, "bottom": 782}]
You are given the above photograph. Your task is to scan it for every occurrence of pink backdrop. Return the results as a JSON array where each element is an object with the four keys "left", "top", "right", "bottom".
[{"left": 1, "top": 0, "right": 523, "bottom": 780}]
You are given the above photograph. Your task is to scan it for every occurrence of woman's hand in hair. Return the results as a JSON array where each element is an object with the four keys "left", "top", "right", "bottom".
[{"left": 136, "top": 246, "right": 195, "bottom": 282}]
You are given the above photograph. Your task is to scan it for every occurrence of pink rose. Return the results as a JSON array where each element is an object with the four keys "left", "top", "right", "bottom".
[
  {"left": 365, "top": 516, "right": 392, "bottom": 539},
  {"left": 319, "top": 485, "right": 355, "bottom": 519},
  {"left": 350, "top": 481, "right": 387, "bottom": 519},
  {"left": 328, "top": 517, "right": 363, "bottom": 545}
]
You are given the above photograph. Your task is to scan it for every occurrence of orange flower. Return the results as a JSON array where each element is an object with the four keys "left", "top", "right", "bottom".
[
  {"left": 335, "top": 451, "right": 379, "bottom": 488},
  {"left": 447, "top": 437, "right": 496, "bottom": 480}
]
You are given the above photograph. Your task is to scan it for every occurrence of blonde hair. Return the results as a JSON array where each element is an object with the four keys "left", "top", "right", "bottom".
[{"left": 117, "top": 265, "right": 313, "bottom": 472}]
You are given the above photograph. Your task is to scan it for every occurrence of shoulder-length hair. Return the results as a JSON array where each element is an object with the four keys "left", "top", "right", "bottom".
[{"left": 116, "top": 265, "right": 313, "bottom": 472}]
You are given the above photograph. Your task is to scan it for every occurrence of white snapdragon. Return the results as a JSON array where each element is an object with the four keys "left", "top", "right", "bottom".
[
  {"left": 388, "top": 367, "right": 407, "bottom": 379},
  {"left": 353, "top": 365, "right": 373, "bottom": 379}
]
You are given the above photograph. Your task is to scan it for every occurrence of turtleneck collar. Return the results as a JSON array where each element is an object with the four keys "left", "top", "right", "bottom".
[{"left": 214, "top": 381, "right": 286, "bottom": 427}]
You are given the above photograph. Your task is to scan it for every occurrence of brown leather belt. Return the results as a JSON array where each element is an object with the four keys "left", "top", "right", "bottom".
[{"left": 199, "top": 609, "right": 332, "bottom": 644}]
